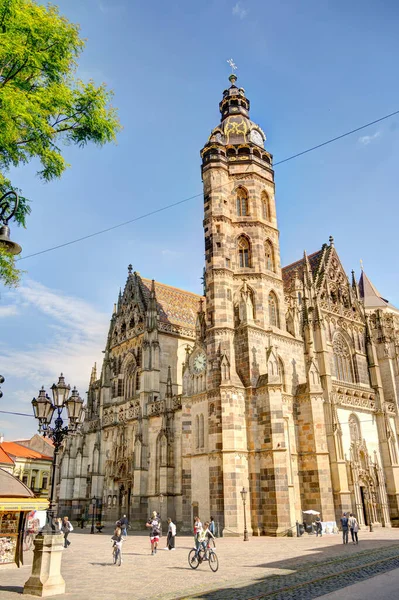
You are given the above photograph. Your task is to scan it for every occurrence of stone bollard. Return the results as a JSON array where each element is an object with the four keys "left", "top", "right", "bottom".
[{"left": 23, "top": 531, "right": 66, "bottom": 597}]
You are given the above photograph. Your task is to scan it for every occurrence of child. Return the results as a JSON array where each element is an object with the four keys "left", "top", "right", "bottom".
[
  {"left": 146, "top": 511, "right": 161, "bottom": 555},
  {"left": 196, "top": 521, "right": 215, "bottom": 560},
  {"left": 111, "top": 526, "right": 123, "bottom": 565}
]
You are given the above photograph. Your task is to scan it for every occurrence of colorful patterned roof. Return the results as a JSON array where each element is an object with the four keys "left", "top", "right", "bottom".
[
  {"left": 282, "top": 250, "right": 323, "bottom": 291},
  {"left": 141, "top": 278, "right": 204, "bottom": 329}
]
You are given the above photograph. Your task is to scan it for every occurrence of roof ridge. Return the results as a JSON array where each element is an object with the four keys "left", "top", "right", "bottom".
[{"left": 141, "top": 277, "right": 204, "bottom": 299}]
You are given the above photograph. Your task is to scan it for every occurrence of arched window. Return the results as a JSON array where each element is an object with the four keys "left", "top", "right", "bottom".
[
  {"left": 236, "top": 188, "right": 249, "bottom": 216},
  {"left": 238, "top": 236, "right": 251, "bottom": 267},
  {"left": 268, "top": 292, "right": 279, "bottom": 327},
  {"left": 333, "top": 333, "right": 354, "bottom": 383},
  {"left": 200, "top": 414, "right": 205, "bottom": 449},
  {"left": 265, "top": 240, "right": 275, "bottom": 272},
  {"left": 135, "top": 370, "right": 140, "bottom": 392},
  {"left": 196, "top": 415, "right": 200, "bottom": 449},
  {"left": 261, "top": 191, "right": 270, "bottom": 220},
  {"left": 349, "top": 414, "right": 361, "bottom": 443}
]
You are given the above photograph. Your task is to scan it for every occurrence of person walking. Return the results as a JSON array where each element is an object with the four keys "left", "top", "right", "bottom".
[
  {"left": 166, "top": 517, "right": 176, "bottom": 550},
  {"left": 348, "top": 513, "right": 359, "bottom": 544},
  {"left": 340, "top": 512, "right": 349, "bottom": 544},
  {"left": 61, "top": 516, "right": 73, "bottom": 549},
  {"left": 315, "top": 515, "right": 322, "bottom": 537},
  {"left": 120, "top": 514, "right": 129, "bottom": 537},
  {"left": 111, "top": 526, "right": 123, "bottom": 565},
  {"left": 146, "top": 511, "right": 161, "bottom": 555},
  {"left": 209, "top": 516, "right": 215, "bottom": 536}
]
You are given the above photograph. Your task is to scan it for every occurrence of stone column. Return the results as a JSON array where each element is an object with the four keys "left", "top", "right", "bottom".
[{"left": 24, "top": 531, "right": 65, "bottom": 597}]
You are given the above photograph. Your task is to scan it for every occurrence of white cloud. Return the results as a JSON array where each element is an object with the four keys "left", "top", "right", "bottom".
[
  {"left": 0, "top": 280, "right": 109, "bottom": 398},
  {"left": 232, "top": 2, "right": 248, "bottom": 19},
  {"left": 0, "top": 305, "right": 18, "bottom": 318},
  {"left": 358, "top": 131, "right": 381, "bottom": 145}
]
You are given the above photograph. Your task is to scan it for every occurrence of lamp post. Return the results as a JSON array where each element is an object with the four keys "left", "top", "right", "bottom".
[
  {"left": 0, "top": 190, "right": 22, "bottom": 255},
  {"left": 90, "top": 496, "right": 97, "bottom": 534},
  {"left": 0, "top": 374, "right": 4, "bottom": 399},
  {"left": 240, "top": 487, "right": 249, "bottom": 541},
  {"left": 25, "top": 373, "right": 85, "bottom": 597},
  {"left": 31, "top": 375, "right": 84, "bottom": 531}
]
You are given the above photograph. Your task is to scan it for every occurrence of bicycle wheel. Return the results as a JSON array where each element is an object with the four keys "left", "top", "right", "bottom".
[
  {"left": 188, "top": 549, "right": 199, "bottom": 569},
  {"left": 209, "top": 550, "right": 219, "bottom": 572}
]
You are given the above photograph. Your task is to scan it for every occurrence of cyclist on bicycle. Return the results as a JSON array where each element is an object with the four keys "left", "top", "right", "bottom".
[
  {"left": 111, "top": 526, "right": 123, "bottom": 566},
  {"left": 195, "top": 521, "right": 215, "bottom": 560}
]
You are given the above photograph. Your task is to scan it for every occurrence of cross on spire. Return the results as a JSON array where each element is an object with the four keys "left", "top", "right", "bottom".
[{"left": 227, "top": 58, "right": 237, "bottom": 73}]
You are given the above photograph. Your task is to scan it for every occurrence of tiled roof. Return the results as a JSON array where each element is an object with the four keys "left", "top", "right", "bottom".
[
  {"left": 141, "top": 278, "right": 204, "bottom": 329},
  {"left": 282, "top": 250, "right": 323, "bottom": 291},
  {"left": 0, "top": 446, "right": 14, "bottom": 465},
  {"left": 1, "top": 442, "right": 52, "bottom": 461}
]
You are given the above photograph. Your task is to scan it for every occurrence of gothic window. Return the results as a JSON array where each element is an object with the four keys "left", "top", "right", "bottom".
[
  {"left": 124, "top": 361, "right": 135, "bottom": 399},
  {"left": 136, "top": 347, "right": 142, "bottom": 368},
  {"left": 129, "top": 316, "right": 135, "bottom": 329},
  {"left": 121, "top": 322, "right": 126, "bottom": 338},
  {"left": 265, "top": 240, "right": 275, "bottom": 272},
  {"left": 117, "top": 378, "right": 124, "bottom": 397},
  {"left": 236, "top": 187, "right": 249, "bottom": 216},
  {"left": 333, "top": 333, "right": 354, "bottom": 383},
  {"left": 261, "top": 191, "right": 270, "bottom": 220},
  {"left": 238, "top": 236, "right": 251, "bottom": 268},
  {"left": 349, "top": 414, "right": 361, "bottom": 443},
  {"left": 268, "top": 292, "right": 279, "bottom": 327},
  {"left": 196, "top": 415, "right": 200, "bottom": 449}
]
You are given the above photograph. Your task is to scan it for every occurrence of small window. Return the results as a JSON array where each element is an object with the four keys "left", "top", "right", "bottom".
[
  {"left": 227, "top": 289, "right": 232, "bottom": 301},
  {"left": 42, "top": 477, "right": 48, "bottom": 490},
  {"left": 226, "top": 258, "right": 231, "bottom": 268},
  {"left": 268, "top": 292, "right": 279, "bottom": 327},
  {"left": 236, "top": 188, "right": 249, "bottom": 216},
  {"left": 238, "top": 236, "right": 251, "bottom": 268},
  {"left": 261, "top": 191, "right": 270, "bottom": 220},
  {"left": 216, "top": 225, "right": 221, "bottom": 233},
  {"left": 265, "top": 240, "right": 275, "bottom": 272},
  {"left": 216, "top": 242, "right": 221, "bottom": 248},
  {"left": 22, "top": 475, "right": 28, "bottom": 486}
]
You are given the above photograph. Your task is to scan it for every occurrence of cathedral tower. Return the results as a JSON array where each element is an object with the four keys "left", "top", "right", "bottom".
[{"left": 200, "top": 74, "right": 294, "bottom": 535}]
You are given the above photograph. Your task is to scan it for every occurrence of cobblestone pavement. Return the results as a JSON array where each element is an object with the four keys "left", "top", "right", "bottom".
[{"left": 0, "top": 529, "right": 399, "bottom": 599}]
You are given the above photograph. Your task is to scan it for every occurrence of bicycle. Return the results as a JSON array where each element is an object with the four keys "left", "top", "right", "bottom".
[
  {"left": 188, "top": 544, "right": 219, "bottom": 572},
  {"left": 112, "top": 541, "right": 122, "bottom": 566}
]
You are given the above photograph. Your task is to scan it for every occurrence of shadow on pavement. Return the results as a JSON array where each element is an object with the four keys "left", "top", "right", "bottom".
[{"left": 0, "top": 587, "right": 23, "bottom": 594}]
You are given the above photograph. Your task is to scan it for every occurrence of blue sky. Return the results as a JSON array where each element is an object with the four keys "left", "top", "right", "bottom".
[{"left": 1, "top": 0, "right": 399, "bottom": 439}]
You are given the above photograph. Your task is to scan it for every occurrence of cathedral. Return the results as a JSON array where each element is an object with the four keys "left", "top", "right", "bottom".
[{"left": 58, "top": 74, "right": 399, "bottom": 536}]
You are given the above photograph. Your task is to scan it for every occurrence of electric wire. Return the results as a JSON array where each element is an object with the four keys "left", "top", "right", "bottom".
[
  {"left": 16, "top": 108, "right": 399, "bottom": 263},
  {"left": 0, "top": 408, "right": 384, "bottom": 425}
]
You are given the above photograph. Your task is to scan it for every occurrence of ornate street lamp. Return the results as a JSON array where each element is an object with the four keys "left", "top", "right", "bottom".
[
  {"left": 90, "top": 496, "right": 97, "bottom": 534},
  {"left": 31, "top": 373, "right": 85, "bottom": 532},
  {"left": 0, "top": 374, "right": 4, "bottom": 399},
  {"left": 0, "top": 190, "right": 22, "bottom": 255},
  {"left": 240, "top": 487, "right": 249, "bottom": 541}
]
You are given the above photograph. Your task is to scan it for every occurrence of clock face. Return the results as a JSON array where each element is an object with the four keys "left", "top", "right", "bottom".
[
  {"left": 250, "top": 129, "right": 264, "bottom": 147},
  {"left": 193, "top": 353, "right": 207, "bottom": 374}
]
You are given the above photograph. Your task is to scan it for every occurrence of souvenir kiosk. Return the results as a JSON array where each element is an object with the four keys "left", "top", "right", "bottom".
[{"left": 0, "top": 468, "right": 48, "bottom": 567}]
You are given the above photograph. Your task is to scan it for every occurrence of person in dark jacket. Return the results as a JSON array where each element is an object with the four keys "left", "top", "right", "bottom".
[
  {"left": 120, "top": 515, "right": 129, "bottom": 537},
  {"left": 340, "top": 513, "right": 349, "bottom": 544},
  {"left": 315, "top": 515, "right": 322, "bottom": 537}
]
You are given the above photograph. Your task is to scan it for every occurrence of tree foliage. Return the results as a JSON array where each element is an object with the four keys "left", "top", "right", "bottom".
[{"left": 0, "top": 0, "right": 121, "bottom": 285}]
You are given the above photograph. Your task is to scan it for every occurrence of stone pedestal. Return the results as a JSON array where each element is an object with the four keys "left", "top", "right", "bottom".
[{"left": 23, "top": 531, "right": 65, "bottom": 597}]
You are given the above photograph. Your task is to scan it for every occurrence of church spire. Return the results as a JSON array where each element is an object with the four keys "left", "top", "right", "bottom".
[
  {"left": 195, "top": 298, "right": 206, "bottom": 342},
  {"left": 90, "top": 362, "right": 97, "bottom": 385},
  {"left": 146, "top": 279, "right": 158, "bottom": 331}
]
